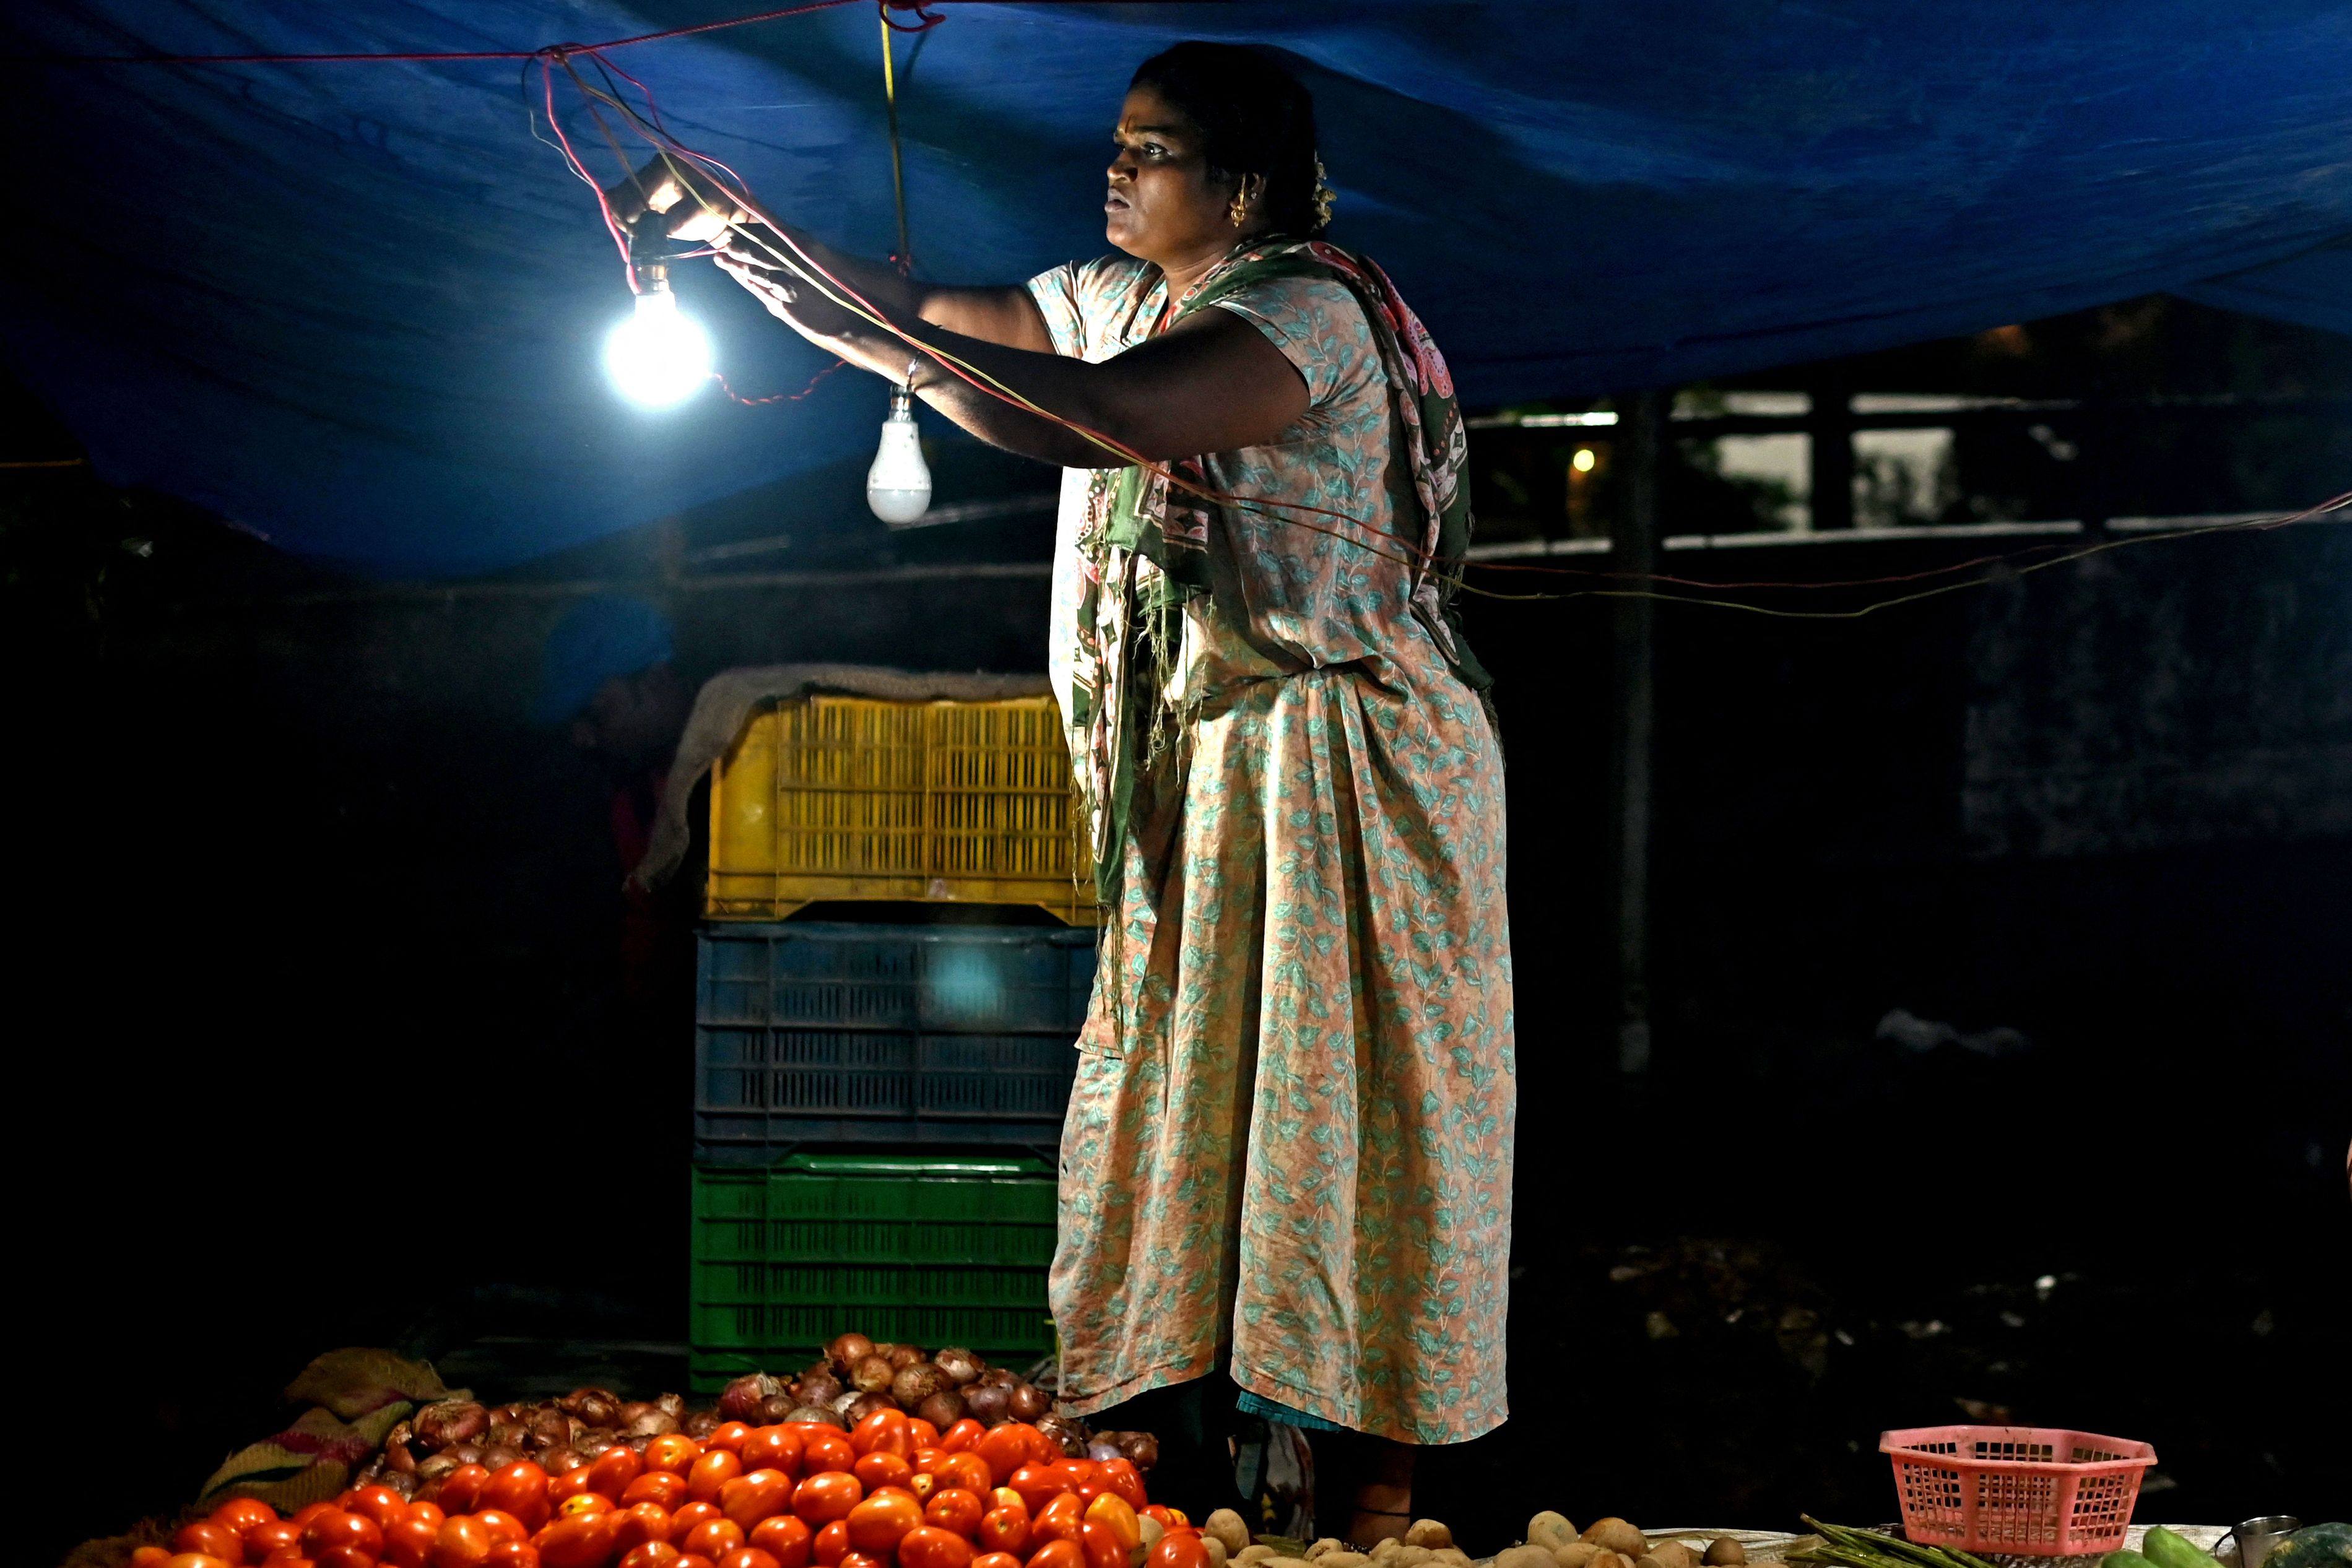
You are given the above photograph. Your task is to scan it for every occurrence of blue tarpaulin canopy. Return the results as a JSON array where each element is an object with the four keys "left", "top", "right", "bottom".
[{"left": 5, "top": 1, "right": 2350, "bottom": 574}]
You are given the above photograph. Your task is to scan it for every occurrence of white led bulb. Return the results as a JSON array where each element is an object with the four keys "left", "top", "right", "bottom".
[
  {"left": 604, "top": 279, "right": 713, "bottom": 409},
  {"left": 867, "top": 385, "right": 932, "bottom": 525}
]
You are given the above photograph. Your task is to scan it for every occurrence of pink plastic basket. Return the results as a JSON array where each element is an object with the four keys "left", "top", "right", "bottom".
[{"left": 1880, "top": 1425, "right": 2157, "bottom": 1555}]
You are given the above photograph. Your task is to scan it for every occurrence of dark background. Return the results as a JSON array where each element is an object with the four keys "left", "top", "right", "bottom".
[{"left": 8, "top": 296, "right": 2349, "bottom": 1563}]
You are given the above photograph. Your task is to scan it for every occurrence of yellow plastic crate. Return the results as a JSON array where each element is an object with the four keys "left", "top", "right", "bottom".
[{"left": 707, "top": 694, "right": 1095, "bottom": 925}]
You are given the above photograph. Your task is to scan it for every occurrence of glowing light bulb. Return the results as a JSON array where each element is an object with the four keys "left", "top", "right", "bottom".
[
  {"left": 604, "top": 280, "right": 712, "bottom": 409},
  {"left": 867, "top": 385, "right": 932, "bottom": 525},
  {"left": 1572, "top": 446, "right": 1597, "bottom": 473}
]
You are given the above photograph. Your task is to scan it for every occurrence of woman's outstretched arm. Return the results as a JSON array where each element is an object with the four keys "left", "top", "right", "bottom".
[{"left": 715, "top": 242, "right": 1309, "bottom": 469}]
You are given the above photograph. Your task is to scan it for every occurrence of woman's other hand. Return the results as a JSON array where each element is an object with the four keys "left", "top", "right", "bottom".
[
  {"left": 601, "top": 155, "right": 740, "bottom": 243},
  {"left": 713, "top": 239, "right": 863, "bottom": 347}
]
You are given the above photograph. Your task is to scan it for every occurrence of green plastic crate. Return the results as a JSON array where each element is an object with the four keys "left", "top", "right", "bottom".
[{"left": 689, "top": 1155, "right": 1057, "bottom": 1395}]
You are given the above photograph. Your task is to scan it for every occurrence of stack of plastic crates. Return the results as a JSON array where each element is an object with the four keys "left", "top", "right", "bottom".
[{"left": 688, "top": 693, "right": 1098, "bottom": 1393}]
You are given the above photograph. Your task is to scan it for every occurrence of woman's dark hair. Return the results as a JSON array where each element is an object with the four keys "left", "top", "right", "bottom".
[{"left": 1130, "top": 42, "right": 1326, "bottom": 237}]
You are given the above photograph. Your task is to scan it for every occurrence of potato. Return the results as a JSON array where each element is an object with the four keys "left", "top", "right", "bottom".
[
  {"left": 1529, "top": 1516, "right": 1580, "bottom": 1555},
  {"left": 1140, "top": 1519, "right": 1167, "bottom": 1556},
  {"left": 1234, "top": 1549, "right": 1277, "bottom": 1567},
  {"left": 1589, "top": 1553, "right": 1636, "bottom": 1568},
  {"left": 1646, "top": 1543, "right": 1699, "bottom": 1568},
  {"left": 1498, "top": 1548, "right": 1558, "bottom": 1568},
  {"left": 1322, "top": 1556, "right": 1372, "bottom": 1568},
  {"left": 1405, "top": 1523, "right": 1454, "bottom": 1551},
  {"left": 1392, "top": 1548, "right": 1434, "bottom": 1568},
  {"left": 1704, "top": 1545, "right": 1747, "bottom": 1567},
  {"left": 1203, "top": 1540, "right": 1229, "bottom": 1568},
  {"left": 1430, "top": 1554, "right": 1471, "bottom": 1568},
  {"left": 1308, "top": 1544, "right": 1348, "bottom": 1563},
  {"left": 1205, "top": 1514, "right": 1253, "bottom": 1559},
  {"left": 1582, "top": 1523, "right": 1649, "bottom": 1559},
  {"left": 1553, "top": 1546, "right": 1607, "bottom": 1568},
  {"left": 1369, "top": 1545, "right": 1402, "bottom": 1564},
  {"left": 1264, "top": 1556, "right": 1317, "bottom": 1568}
]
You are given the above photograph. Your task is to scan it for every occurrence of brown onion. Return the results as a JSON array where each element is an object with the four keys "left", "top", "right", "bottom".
[
  {"left": 414, "top": 1400, "right": 490, "bottom": 1453},
  {"left": 488, "top": 1421, "right": 531, "bottom": 1450},
  {"left": 844, "top": 1392, "right": 896, "bottom": 1425},
  {"left": 721, "top": 1373, "right": 786, "bottom": 1423},
  {"left": 827, "top": 1333, "right": 877, "bottom": 1370},
  {"left": 479, "top": 1445, "right": 524, "bottom": 1470},
  {"left": 891, "top": 1364, "right": 949, "bottom": 1410},
  {"left": 573, "top": 1433, "right": 617, "bottom": 1458},
  {"left": 932, "top": 1349, "right": 984, "bottom": 1387},
  {"left": 784, "top": 1404, "right": 849, "bottom": 1428},
  {"left": 545, "top": 1449, "right": 589, "bottom": 1475},
  {"left": 794, "top": 1372, "right": 844, "bottom": 1408},
  {"left": 447, "top": 1444, "right": 485, "bottom": 1467},
  {"left": 1108, "top": 1431, "right": 1160, "bottom": 1470},
  {"left": 560, "top": 1388, "right": 623, "bottom": 1429},
  {"left": 617, "top": 1401, "right": 656, "bottom": 1426},
  {"left": 1007, "top": 1383, "right": 1050, "bottom": 1423},
  {"left": 917, "top": 1390, "right": 966, "bottom": 1429},
  {"left": 760, "top": 1393, "right": 799, "bottom": 1423},
  {"left": 623, "top": 1408, "right": 680, "bottom": 1439},
  {"left": 978, "top": 1367, "right": 1020, "bottom": 1388},
  {"left": 1036, "top": 1413, "right": 1088, "bottom": 1457},
  {"left": 416, "top": 1453, "right": 462, "bottom": 1483},
  {"left": 382, "top": 1471, "right": 419, "bottom": 1499},
  {"left": 490, "top": 1403, "right": 531, "bottom": 1424},
  {"left": 654, "top": 1393, "right": 688, "bottom": 1420},
  {"left": 412, "top": 1479, "right": 445, "bottom": 1507},
  {"left": 529, "top": 1408, "right": 571, "bottom": 1450},
  {"left": 849, "top": 1355, "right": 897, "bottom": 1395},
  {"left": 882, "top": 1345, "right": 927, "bottom": 1371},
  {"left": 683, "top": 1410, "right": 722, "bottom": 1439},
  {"left": 963, "top": 1383, "right": 1012, "bottom": 1423}
]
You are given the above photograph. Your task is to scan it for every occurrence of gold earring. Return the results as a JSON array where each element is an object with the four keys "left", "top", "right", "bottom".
[{"left": 1228, "top": 188, "right": 1249, "bottom": 227}]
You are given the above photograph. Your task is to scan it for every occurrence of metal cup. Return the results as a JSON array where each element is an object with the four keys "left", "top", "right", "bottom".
[{"left": 2225, "top": 1517, "right": 2304, "bottom": 1568}]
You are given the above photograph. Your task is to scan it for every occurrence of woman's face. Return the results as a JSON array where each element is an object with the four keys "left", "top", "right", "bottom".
[{"left": 1104, "top": 84, "right": 1246, "bottom": 264}]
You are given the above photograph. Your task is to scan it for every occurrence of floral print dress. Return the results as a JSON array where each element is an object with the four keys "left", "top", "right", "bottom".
[{"left": 1027, "top": 252, "right": 1514, "bottom": 1445}]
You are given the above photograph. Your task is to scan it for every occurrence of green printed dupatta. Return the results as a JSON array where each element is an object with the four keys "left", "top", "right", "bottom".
[{"left": 1065, "top": 236, "right": 1491, "bottom": 905}]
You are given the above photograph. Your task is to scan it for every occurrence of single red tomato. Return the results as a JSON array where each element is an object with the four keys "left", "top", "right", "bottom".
[
  {"left": 1147, "top": 1535, "right": 1207, "bottom": 1568},
  {"left": 679, "top": 1558, "right": 718, "bottom": 1568},
  {"left": 843, "top": 1493, "right": 923, "bottom": 1559},
  {"left": 1096, "top": 1465, "right": 1145, "bottom": 1514},
  {"left": 719, "top": 1552, "right": 782, "bottom": 1568},
  {"left": 609, "top": 1507, "right": 673, "bottom": 1557},
  {"left": 179, "top": 1523, "right": 248, "bottom": 1562},
  {"left": 246, "top": 1522, "right": 306, "bottom": 1564},
  {"left": 932, "top": 1458, "right": 992, "bottom": 1501},
  {"left": 1024, "top": 1542, "right": 1083, "bottom": 1568},
  {"left": 620, "top": 1476, "right": 690, "bottom": 1514},
  {"left": 303, "top": 1512, "right": 384, "bottom": 1562},
  {"left": 975, "top": 1508, "right": 1030, "bottom": 1559},
  {"left": 682, "top": 1523, "right": 745, "bottom": 1563},
  {"left": 747, "top": 1518, "right": 810, "bottom": 1568},
  {"left": 1081, "top": 1497, "right": 1138, "bottom": 1553},
  {"left": 318, "top": 1545, "right": 380, "bottom": 1568},
  {"left": 1077, "top": 1523, "right": 1124, "bottom": 1568},
  {"left": 561, "top": 1496, "right": 614, "bottom": 1520},
  {"left": 912, "top": 1452, "right": 948, "bottom": 1481},
  {"left": 667, "top": 1505, "right": 724, "bottom": 1545},
  {"left": 166, "top": 1556, "right": 234, "bottom": 1568},
  {"left": 797, "top": 1432, "right": 854, "bottom": 1478},
  {"left": 973, "top": 1553, "right": 1023, "bottom": 1568},
  {"left": 923, "top": 1491, "right": 984, "bottom": 1540},
  {"left": 551, "top": 1470, "right": 598, "bottom": 1505},
  {"left": 130, "top": 1548, "right": 173, "bottom": 1568},
  {"left": 433, "top": 1517, "right": 496, "bottom": 1568},
  {"left": 718, "top": 1471, "right": 795, "bottom": 1533},
  {"left": 851, "top": 1455, "right": 911, "bottom": 1494},
  {"left": 349, "top": 1488, "right": 410, "bottom": 1528},
  {"left": 591, "top": 1448, "right": 645, "bottom": 1502},
  {"left": 791, "top": 1474, "right": 862, "bottom": 1529},
  {"left": 216, "top": 1502, "right": 281, "bottom": 1537},
  {"left": 1004, "top": 1468, "right": 1067, "bottom": 1518},
  {"left": 688, "top": 1452, "right": 745, "bottom": 1507},
  {"left": 440, "top": 1468, "right": 493, "bottom": 1518},
  {"left": 644, "top": 1437, "right": 705, "bottom": 1478},
  {"left": 485, "top": 1544, "right": 541, "bottom": 1568},
  {"left": 707, "top": 1425, "right": 755, "bottom": 1457},
  {"left": 534, "top": 1514, "right": 616, "bottom": 1568},
  {"left": 384, "top": 1518, "right": 440, "bottom": 1568},
  {"left": 908, "top": 1422, "right": 940, "bottom": 1451},
  {"left": 848, "top": 1411, "right": 909, "bottom": 1462},
  {"left": 412, "top": 1507, "right": 448, "bottom": 1531},
  {"left": 972, "top": 1430, "right": 1031, "bottom": 1491},
  {"left": 473, "top": 1514, "right": 529, "bottom": 1547},
  {"left": 484, "top": 1464, "right": 553, "bottom": 1532},
  {"left": 1026, "top": 1496, "right": 1083, "bottom": 1550},
  {"left": 290, "top": 1507, "right": 337, "bottom": 1531},
  {"left": 937, "top": 1423, "right": 984, "bottom": 1457},
  {"left": 836, "top": 1553, "right": 884, "bottom": 1568},
  {"left": 258, "top": 1556, "right": 311, "bottom": 1568},
  {"left": 898, "top": 1529, "right": 974, "bottom": 1568},
  {"left": 987, "top": 1493, "right": 1026, "bottom": 1520},
  {"left": 618, "top": 1548, "right": 682, "bottom": 1568},
  {"left": 549, "top": 1453, "right": 591, "bottom": 1478},
  {"left": 739, "top": 1429, "right": 802, "bottom": 1480},
  {"left": 812, "top": 1524, "right": 850, "bottom": 1568}
]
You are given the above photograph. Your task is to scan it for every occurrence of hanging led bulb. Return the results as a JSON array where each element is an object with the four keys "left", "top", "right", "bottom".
[
  {"left": 866, "top": 384, "right": 932, "bottom": 525},
  {"left": 604, "top": 266, "right": 713, "bottom": 409}
]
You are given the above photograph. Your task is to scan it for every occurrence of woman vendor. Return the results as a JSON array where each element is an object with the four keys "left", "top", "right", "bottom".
[{"left": 630, "top": 41, "right": 1514, "bottom": 1540}]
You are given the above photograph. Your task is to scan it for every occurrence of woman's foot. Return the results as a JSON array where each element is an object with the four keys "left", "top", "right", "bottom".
[{"left": 1344, "top": 1442, "right": 1416, "bottom": 1550}]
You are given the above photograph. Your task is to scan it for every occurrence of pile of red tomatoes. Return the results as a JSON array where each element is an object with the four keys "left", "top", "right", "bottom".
[{"left": 134, "top": 1410, "right": 1214, "bottom": 1568}]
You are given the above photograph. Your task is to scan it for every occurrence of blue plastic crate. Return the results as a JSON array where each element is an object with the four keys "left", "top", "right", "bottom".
[{"left": 695, "top": 922, "right": 1096, "bottom": 1159}]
